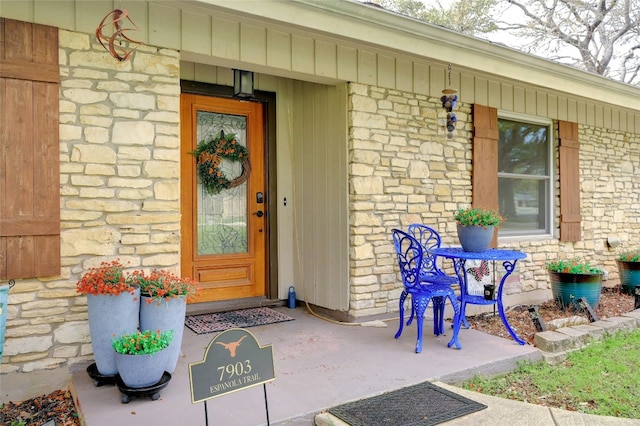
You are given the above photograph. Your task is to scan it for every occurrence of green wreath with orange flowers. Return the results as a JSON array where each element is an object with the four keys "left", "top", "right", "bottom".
[{"left": 191, "top": 130, "right": 250, "bottom": 195}]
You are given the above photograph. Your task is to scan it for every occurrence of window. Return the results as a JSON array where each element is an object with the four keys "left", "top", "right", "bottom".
[
  {"left": 497, "top": 114, "right": 552, "bottom": 237},
  {"left": 473, "top": 104, "right": 580, "bottom": 242}
]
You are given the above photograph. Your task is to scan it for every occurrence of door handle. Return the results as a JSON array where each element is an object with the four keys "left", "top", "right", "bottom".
[{"left": 253, "top": 211, "right": 264, "bottom": 218}]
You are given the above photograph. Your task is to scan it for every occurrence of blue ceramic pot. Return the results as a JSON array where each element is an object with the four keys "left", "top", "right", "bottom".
[
  {"left": 617, "top": 260, "right": 640, "bottom": 295},
  {"left": 0, "top": 284, "right": 10, "bottom": 364},
  {"left": 456, "top": 224, "right": 494, "bottom": 252}
]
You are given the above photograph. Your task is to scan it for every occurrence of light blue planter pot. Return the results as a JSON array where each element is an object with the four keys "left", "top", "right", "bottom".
[
  {"left": 87, "top": 288, "right": 140, "bottom": 376},
  {"left": 457, "top": 224, "right": 494, "bottom": 252},
  {"left": 139, "top": 295, "right": 186, "bottom": 373},
  {"left": 115, "top": 348, "right": 168, "bottom": 388},
  {"left": 0, "top": 283, "right": 10, "bottom": 364}
]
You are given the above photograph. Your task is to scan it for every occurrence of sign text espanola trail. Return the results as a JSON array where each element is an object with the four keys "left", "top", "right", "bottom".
[{"left": 189, "top": 328, "right": 275, "bottom": 403}]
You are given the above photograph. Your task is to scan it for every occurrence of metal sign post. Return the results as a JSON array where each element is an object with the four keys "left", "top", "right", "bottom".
[{"left": 189, "top": 328, "right": 276, "bottom": 425}]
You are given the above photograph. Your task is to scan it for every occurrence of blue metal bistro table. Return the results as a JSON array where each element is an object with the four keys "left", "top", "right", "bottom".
[{"left": 429, "top": 247, "right": 527, "bottom": 349}]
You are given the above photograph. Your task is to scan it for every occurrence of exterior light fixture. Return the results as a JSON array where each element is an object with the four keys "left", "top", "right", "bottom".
[
  {"left": 440, "top": 64, "right": 458, "bottom": 139},
  {"left": 233, "top": 69, "right": 254, "bottom": 98}
]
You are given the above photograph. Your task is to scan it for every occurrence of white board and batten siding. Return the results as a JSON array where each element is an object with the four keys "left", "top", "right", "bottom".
[{"left": 2, "top": 0, "right": 638, "bottom": 133}]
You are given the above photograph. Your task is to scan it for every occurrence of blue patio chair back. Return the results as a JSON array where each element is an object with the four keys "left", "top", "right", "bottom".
[
  {"left": 392, "top": 228, "right": 423, "bottom": 292},
  {"left": 391, "top": 228, "right": 460, "bottom": 353},
  {"left": 407, "top": 224, "right": 457, "bottom": 286}
]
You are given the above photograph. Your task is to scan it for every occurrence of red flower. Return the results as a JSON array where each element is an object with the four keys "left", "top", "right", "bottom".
[
  {"left": 130, "top": 269, "right": 199, "bottom": 303},
  {"left": 76, "top": 259, "right": 136, "bottom": 296}
]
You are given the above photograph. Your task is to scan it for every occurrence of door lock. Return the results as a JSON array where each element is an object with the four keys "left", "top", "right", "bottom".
[{"left": 253, "top": 211, "right": 264, "bottom": 218}]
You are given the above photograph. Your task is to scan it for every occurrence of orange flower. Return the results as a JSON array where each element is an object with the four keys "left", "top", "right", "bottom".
[
  {"left": 76, "top": 259, "right": 136, "bottom": 296},
  {"left": 131, "top": 269, "right": 199, "bottom": 303}
]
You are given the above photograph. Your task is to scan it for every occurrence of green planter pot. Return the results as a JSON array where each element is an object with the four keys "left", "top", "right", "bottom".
[
  {"left": 549, "top": 271, "right": 603, "bottom": 309},
  {"left": 617, "top": 260, "right": 640, "bottom": 295}
]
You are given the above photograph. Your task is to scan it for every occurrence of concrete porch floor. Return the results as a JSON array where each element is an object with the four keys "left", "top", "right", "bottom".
[{"left": 69, "top": 304, "right": 543, "bottom": 426}]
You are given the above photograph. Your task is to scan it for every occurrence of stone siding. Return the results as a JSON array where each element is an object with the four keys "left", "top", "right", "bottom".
[
  {"left": 1, "top": 30, "right": 180, "bottom": 375},
  {"left": 347, "top": 82, "right": 640, "bottom": 317}
]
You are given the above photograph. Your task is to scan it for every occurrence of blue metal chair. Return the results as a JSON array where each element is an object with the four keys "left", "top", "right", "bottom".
[
  {"left": 392, "top": 229, "right": 460, "bottom": 353},
  {"left": 407, "top": 224, "right": 459, "bottom": 335}
]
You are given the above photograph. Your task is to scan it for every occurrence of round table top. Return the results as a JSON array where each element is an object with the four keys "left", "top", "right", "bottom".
[{"left": 429, "top": 247, "right": 527, "bottom": 261}]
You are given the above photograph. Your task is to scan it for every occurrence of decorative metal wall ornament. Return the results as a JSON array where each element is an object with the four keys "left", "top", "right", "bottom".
[
  {"left": 95, "top": 9, "right": 142, "bottom": 62},
  {"left": 191, "top": 130, "right": 251, "bottom": 195},
  {"left": 440, "top": 64, "right": 458, "bottom": 139}
]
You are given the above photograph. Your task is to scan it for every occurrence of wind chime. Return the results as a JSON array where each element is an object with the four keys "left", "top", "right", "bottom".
[
  {"left": 95, "top": 8, "right": 142, "bottom": 62},
  {"left": 440, "top": 64, "right": 458, "bottom": 139}
]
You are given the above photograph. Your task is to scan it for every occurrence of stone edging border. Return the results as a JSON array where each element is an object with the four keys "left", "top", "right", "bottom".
[{"left": 533, "top": 308, "right": 640, "bottom": 364}]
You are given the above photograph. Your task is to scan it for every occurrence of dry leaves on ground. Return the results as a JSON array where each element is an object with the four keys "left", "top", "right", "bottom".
[
  {"left": 465, "top": 286, "right": 636, "bottom": 345},
  {"left": 0, "top": 389, "right": 80, "bottom": 426}
]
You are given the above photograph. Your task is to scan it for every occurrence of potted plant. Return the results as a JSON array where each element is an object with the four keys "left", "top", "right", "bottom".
[
  {"left": 76, "top": 259, "right": 140, "bottom": 378},
  {"left": 454, "top": 207, "right": 504, "bottom": 252},
  {"left": 131, "top": 269, "right": 198, "bottom": 373},
  {"left": 616, "top": 250, "right": 640, "bottom": 294},
  {"left": 112, "top": 329, "right": 174, "bottom": 388},
  {"left": 546, "top": 257, "right": 604, "bottom": 309}
]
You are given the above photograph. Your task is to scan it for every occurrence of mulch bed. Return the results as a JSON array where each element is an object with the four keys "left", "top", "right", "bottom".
[{"left": 465, "top": 286, "right": 637, "bottom": 345}]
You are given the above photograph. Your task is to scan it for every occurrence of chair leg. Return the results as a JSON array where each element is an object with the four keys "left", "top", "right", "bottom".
[
  {"left": 432, "top": 297, "right": 445, "bottom": 335},
  {"left": 414, "top": 297, "right": 430, "bottom": 353},
  {"left": 395, "top": 291, "right": 408, "bottom": 339},
  {"left": 406, "top": 295, "right": 415, "bottom": 326}
]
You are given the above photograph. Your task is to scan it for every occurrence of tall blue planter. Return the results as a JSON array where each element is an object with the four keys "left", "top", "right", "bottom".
[
  {"left": 549, "top": 271, "right": 603, "bottom": 309},
  {"left": 617, "top": 260, "right": 640, "bottom": 295},
  {"left": 87, "top": 288, "right": 140, "bottom": 376},
  {"left": 139, "top": 295, "right": 186, "bottom": 373},
  {"left": 0, "top": 284, "right": 10, "bottom": 364}
]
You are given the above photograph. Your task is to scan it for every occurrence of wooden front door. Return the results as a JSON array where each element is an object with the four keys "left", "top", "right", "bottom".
[{"left": 180, "top": 94, "right": 266, "bottom": 303}]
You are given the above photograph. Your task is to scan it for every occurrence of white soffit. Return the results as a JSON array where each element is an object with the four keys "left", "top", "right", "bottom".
[{"left": 190, "top": 0, "right": 640, "bottom": 111}]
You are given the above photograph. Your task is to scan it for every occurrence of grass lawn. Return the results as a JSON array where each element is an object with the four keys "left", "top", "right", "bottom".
[{"left": 461, "top": 328, "right": 640, "bottom": 419}]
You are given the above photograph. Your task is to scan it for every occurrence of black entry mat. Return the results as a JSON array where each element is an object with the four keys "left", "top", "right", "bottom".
[
  {"left": 185, "top": 307, "right": 294, "bottom": 334},
  {"left": 327, "top": 381, "right": 487, "bottom": 426}
]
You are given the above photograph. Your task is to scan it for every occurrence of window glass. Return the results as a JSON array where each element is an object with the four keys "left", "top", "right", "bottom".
[{"left": 498, "top": 117, "right": 552, "bottom": 236}]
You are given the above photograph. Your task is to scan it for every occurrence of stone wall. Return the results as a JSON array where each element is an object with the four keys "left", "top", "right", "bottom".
[
  {"left": 1, "top": 30, "right": 180, "bottom": 375},
  {"left": 347, "top": 82, "right": 640, "bottom": 317}
]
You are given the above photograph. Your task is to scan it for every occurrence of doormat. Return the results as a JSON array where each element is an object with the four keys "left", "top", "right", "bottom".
[
  {"left": 327, "top": 381, "right": 487, "bottom": 426},
  {"left": 185, "top": 307, "right": 294, "bottom": 334}
]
